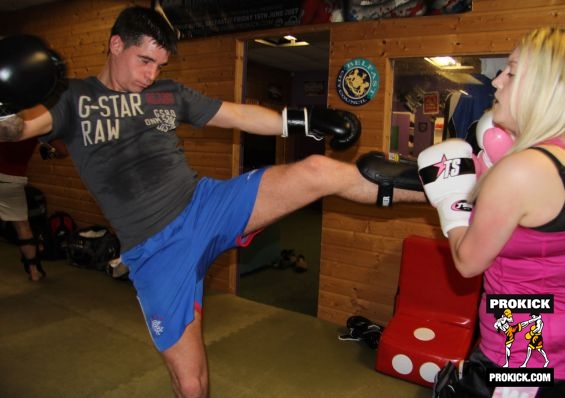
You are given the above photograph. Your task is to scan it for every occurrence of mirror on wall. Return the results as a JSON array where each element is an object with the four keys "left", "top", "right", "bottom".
[
  {"left": 390, "top": 55, "right": 507, "bottom": 158},
  {"left": 238, "top": 31, "right": 329, "bottom": 317}
]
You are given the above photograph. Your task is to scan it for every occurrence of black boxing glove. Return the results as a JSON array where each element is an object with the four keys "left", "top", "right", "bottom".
[
  {"left": 282, "top": 107, "right": 361, "bottom": 150},
  {"left": 39, "top": 140, "right": 68, "bottom": 160},
  {"left": 39, "top": 142, "right": 57, "bottom": 160},
  {"left": 357, "top": 151, "right": 423, "bottom": 207},
  {"left": 0, "top": 34, "right": 66, "bottom": 113}
]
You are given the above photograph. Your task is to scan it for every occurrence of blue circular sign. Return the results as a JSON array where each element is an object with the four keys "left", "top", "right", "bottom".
[{"left": 336, "top": 58, "right": 379, "bottom": 106}]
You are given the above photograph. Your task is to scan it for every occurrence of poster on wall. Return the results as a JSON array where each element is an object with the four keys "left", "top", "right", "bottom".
[
  {"left": 154, "top": 0, "right": 342, "bottom": 39},
  {"left": 423, "top": 92, "right": 439, "bottom": 114},
  {"left": 154, "top": 0, "right": 473, "bottom": 40}
]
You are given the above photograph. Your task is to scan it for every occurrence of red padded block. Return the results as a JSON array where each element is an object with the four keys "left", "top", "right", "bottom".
[{"left": 375, "top": 235, "right": 482, "bottom": 387}]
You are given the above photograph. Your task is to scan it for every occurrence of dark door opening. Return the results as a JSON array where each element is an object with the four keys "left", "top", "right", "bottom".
[{"left": 237, "top": 31, "right": 329, "bottom": 316}]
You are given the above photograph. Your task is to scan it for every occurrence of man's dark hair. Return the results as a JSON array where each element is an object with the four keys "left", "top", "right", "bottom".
[{"left": 110, "top": 6, "right": 177, "bottom": 54}]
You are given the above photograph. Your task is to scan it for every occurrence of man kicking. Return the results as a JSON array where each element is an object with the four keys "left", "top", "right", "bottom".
[{"left": 0, "top": 6, "right": 425, "bottom": 397}]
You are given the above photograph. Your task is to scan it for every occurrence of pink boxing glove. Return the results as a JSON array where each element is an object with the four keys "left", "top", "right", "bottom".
[
  {"left": 473, "top": 111, "right": 514, "bottom": 177},
  {"left": 482, "top": 127, "right": 514, "bottom": 163}
]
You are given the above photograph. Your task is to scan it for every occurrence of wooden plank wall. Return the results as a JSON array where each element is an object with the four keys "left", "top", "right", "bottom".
[
  {"left": 320, "top": 0, "right": 565, "bottom": 326},
  {"left": 1, "top": 0, "right": 563, "bottom": 323}
]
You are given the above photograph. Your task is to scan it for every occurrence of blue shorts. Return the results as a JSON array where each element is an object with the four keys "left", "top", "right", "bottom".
[{"left": 121, "top": 168, "right": 266, "bottom": 352}]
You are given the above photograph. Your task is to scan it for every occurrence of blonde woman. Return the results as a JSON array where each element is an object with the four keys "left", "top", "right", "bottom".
[{"left": 419, "top": 27, "right": 565, "bottom": 397}]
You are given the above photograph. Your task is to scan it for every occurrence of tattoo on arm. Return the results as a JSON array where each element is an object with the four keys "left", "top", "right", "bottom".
[{"left": 0, "top": 115, "right": 24, "bottom": 141}]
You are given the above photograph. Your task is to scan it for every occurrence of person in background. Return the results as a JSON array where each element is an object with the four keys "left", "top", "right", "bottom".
[
  {"left": 419, "top": 27, "right": 565, "bottom": 397},
  {"left": 0, "top": 134, "right": 67, "bottom": 281},
  {"left": 0, "top": 137, "right": 45, "bottom": 281}
]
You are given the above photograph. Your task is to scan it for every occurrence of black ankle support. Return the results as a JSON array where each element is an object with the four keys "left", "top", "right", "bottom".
[
  {"left": 17, "top": 237, "right": 37, "bottom": 247},
  {"left": 20, "top": 254, "right": 46, "bottom": 277}
]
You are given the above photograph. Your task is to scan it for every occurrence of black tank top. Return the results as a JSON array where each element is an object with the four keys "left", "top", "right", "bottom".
[{"left": 530, "top": 147, "right": 565, "bottom": 232}]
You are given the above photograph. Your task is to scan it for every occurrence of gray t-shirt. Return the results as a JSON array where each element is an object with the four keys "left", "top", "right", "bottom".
[{"left": 44, "top": 77, "right": 222, "bottom": 251}]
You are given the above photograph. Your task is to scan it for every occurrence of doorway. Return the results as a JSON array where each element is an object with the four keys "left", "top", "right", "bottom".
[{"left": 237, "top": 30, "right": 330, "bottom": 317}]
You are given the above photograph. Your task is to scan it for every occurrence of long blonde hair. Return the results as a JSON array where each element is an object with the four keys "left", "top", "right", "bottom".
[
  {"left": 508, "top": 27, "right": 565, "bottom": 153},
  {"left": 470, "top": 27, "right": 564, "bottom": 201}
]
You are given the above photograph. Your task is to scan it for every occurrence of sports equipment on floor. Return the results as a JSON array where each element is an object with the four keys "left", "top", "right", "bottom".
[
  {"left": 357, "top": 151, "right": 423, "bottom": 207},
  {"left": 282, "top": 107, "right": 361, "bottom": 150},
  {"left": 375, "top": 235, "right": 482, "bottom": 388},
  {"left": 418, "top": 139, "right": 476, "bottom": 236}
]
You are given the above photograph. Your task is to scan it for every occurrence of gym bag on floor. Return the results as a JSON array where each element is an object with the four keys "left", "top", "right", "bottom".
[
  {"left": 43, "top": 211, "right": 76, "bottom": 260},
  {"left": 67, "top": 225, "right": 120, "bottom": 271}
]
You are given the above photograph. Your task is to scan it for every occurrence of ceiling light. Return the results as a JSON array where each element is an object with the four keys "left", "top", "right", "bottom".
[
  {"left": 425, "top": 56, "right": 474, "bottom": 70},
  {"left": 425, "top": 56, "right": 457, "bottom": 68},
  {"left": 254, "top": 36, "right": 309, "bottom": 47},
  {"left": 436, "top": 71, "right": 483, "bottom": 85}
]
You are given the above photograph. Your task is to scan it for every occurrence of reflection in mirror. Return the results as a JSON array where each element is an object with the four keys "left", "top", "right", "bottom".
[
  {"left": 242, "top": 31, "right": 330, "bottom": 171},
  {"left": 390, "top": 55, "right": 507, "bottom": 158}
]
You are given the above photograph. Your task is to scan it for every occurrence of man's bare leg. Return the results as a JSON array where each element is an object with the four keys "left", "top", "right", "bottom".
[
  {"left": 245, "top": 154, "right": 425, "bottom": 234},
  {"left": 13, "top": 219, "right": 43, "bottom": 281},
  {"left": 162, "top": 311, "right": 209, "bottom": 398}
]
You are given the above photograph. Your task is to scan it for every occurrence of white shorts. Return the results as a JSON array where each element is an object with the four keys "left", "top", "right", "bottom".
[{"left": 0, "top": 173, "right": 29, "bottom": 221}]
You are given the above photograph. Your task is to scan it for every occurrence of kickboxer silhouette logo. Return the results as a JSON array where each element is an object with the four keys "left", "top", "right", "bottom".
[
  {"left": 488, "top": 294, "right": 553, "bottom": 369},
  {"left": 521, "top": 313, "right": 550, "bottom": 368},
  {"left": 493, "top": 310, "right": 550, "bottom": 368}
]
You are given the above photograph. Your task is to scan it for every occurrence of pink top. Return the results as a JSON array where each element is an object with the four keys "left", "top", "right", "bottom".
[{"left": 478, "top": 139, "right": 565, "bottom": 378}]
